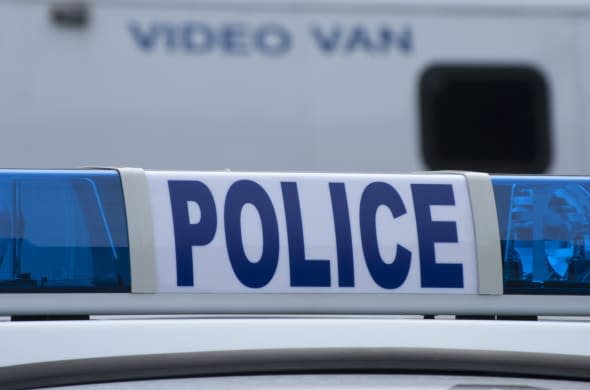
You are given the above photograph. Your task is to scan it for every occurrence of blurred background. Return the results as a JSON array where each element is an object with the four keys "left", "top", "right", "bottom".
[{"left": 0, "top": 0, "right": 583, "bottom": 174}]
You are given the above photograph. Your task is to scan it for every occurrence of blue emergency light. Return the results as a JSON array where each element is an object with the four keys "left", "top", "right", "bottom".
[
  {"left": 493, "top": 176, "right": 590, "bottom": 295},
  {"left": 0, "top": 170, "right": 130, "bottom": 292},
  {"left": 0, "top": 168, "right": 589, "bottom": 316}
]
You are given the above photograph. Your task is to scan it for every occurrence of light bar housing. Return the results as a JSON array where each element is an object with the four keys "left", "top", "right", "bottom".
[{"left": 0, "top": 169, "right": 589, "bottom": 316}]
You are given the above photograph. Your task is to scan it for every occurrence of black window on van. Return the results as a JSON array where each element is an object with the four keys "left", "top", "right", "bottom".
[{"left": 419, "top": 65, "right": 550, "bottom": 173}]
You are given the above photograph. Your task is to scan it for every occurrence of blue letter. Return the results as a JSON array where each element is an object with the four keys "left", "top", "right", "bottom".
[
  {"left": 255, "top": 24, "right": 291, "bottom": 57},
  {"left": 378, "top": 26, "right": 393, "bottom": 53},
  {"left": 329, "top": 183, "right": 354, "bottom": 287},
  {"left": 221, "top": 24, "right": 248, "bottom": 55},
  {"left": 182, "top": 23, "right": 214, "bottom": 54},
  {"left": 282, "top": 182, "right": 331, "bottom": 287},
  {"left": 169, "top": 181, "right": 217, "bottom": 286},
  {"left": 359, "top": 182, "right": 411, "bottom": 289},
  {"left": 345, "top": 26, "right": 374, "bottom": 53},
  {"left": 411, "top": 184, "right": 463, "bottom": 288},
  {"left": 225, "top": 180, "right": 279, "bottom": 288},
  {"left": 311, "top": 25, "right": 341, "bottom": 54},
  {"left": 129, "top": 21, "right": 159, "bottom": 51},
  {"left": 378, "top": 26, "right": 412, "bottom": 54}
]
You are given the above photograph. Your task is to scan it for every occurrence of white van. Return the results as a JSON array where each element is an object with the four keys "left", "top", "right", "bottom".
[{"left": 0, "top": 0, "right": 583, "bottom": 173}]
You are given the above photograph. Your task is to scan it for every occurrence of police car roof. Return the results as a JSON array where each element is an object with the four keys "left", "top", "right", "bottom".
[
  {"left": 1, "top": 315, "right": 590, "bottom": 388},
  {"left": 2, "top": 168, "right": 590, "bottom": 388}
]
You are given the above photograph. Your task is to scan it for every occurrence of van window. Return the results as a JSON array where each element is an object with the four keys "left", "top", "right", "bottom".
[{"left": 420, "top": 65, "right": 550, "bottom": 173}]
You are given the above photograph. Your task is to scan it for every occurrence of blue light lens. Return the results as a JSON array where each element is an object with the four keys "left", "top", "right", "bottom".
[
  {"left": 0, "top": 170, "right": 130, "bottom": 292},
  {"left": 493, "top": 176, "right": 590, "bottom": 294}
]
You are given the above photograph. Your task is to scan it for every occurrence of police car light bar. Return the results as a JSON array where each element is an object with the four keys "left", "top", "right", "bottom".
[
  {"left": 0, "top": 170, "right": 130, "bottom": 293},
  {"left": 1, "top": 168, "right": 590, "bottom": 316}
]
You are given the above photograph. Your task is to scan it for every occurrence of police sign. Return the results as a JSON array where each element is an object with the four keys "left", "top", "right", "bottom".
[
  {"left": 147, "top": 172, "right": 477, "bottom": 293},
  {"left": 10, "top": 169, "right": 590, "bottom": 316}
]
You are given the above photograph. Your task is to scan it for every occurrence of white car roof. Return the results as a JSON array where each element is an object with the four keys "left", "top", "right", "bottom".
[{"left": 0, "top": 316, "right": 588, "bottom": 368}]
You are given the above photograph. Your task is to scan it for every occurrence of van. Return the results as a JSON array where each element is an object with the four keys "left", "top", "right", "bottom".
[{"left": 0, "top": 0, "right": 579, "bottom": 173}]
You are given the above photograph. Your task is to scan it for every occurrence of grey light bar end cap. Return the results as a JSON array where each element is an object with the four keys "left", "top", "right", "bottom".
[
  {"left": 460, "top": 171, "right": 503, "bottom": 295},
  {"left": 117, "top": 168, "right": 157, "bottom": 293}
]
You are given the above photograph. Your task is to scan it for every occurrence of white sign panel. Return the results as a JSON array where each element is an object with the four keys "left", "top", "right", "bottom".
[{"left": 147, "top": 172, "right": 477, "bottom": 293}]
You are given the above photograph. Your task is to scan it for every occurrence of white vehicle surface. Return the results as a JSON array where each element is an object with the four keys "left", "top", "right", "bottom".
[
  {"left": 0, "top": 169, "right": 589, "bottom": 388},
  {"left": 2, "top": 317, "right": 590, "bottom": 389},
  {"left": 0, "top": 1, "right": 586, "bottom": 173}
]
